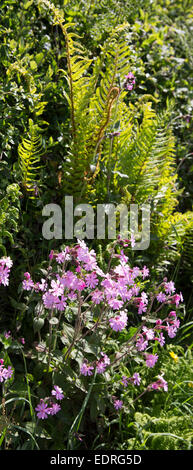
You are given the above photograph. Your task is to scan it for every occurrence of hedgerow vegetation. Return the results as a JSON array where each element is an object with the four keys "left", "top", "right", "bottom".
[{"left": 0, "top": 0, "right": 193, "bottom": 450}]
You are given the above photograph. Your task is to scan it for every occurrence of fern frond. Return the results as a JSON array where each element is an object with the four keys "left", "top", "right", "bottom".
[{"left": 18, "top": 131, "right": 44, "bottom": 198}]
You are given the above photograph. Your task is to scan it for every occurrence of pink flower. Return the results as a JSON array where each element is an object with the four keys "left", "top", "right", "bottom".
[
  {"left": 145, "top": 353, "right": 158, "bottom": 368},
  {"left": 0, "top": 265, "right": 11, "bottom": 286},
  {"left": 131, "top": 372, "right": 141, "bottom": 386},
  {"left": 4, "top": 331, "right": 11, "bottom": 339},
  {"left": 49, "top": 250, "right": 54, "bottom": 260},
  {"left": 35, "top": 399, "right": 50, "bottom": 420},
  {"left": 50, "top": 279, "right": 64, "bottom": 297},
  {"left": 54, "top": 295, "right": 67, "bottom": 312},
  {"left": 121, "top": 376, "right": 128, "bottom": 387},
  {"left": 142, "top": 266, "right": 149, "bottom": 279},
  {"left": 109, "top": 311, "right": 127, "bottom": 332},
  {"left": 42, "top": 292, "right": 57, "bottom": 309},
  {"left": 113, "top": 399, "right": 123, "bottom": 410},
  {"left": 150, "top": 374, "right": 168, "bottom": 392},
  {"left": 171, "top": 292, "right": 183, "bottom": 306},
  {"left": 37, "top": 279, "right": 48, "bottom": 292},
  {"left": 130, "top": 234, "right": 135, "bottom": 248},
  {"left": 51, "top": 385, "right": 64, "bottom": 401},
  {"left": 166, "top": 324, "right": 177, "bottom": 338},
  {"left": 0, "top": 368, "right": 6, "bottom": 382},
  {"left": 132, "top": 267, "right": 141, "bottom": 278},
  {"left": 85, "top": 272, "right": 98, "bottom": 289},
  {"left": 77, "top": 241, "right": 97, "bottom": 271},
  {"left": 142, "top": 326, "right": 154, "bottom": 340},
  {"left": 108, "top": 298, "right": 124, "bottom": 310},
  {"left": 22, "top": 273, "right": 34, "bottom": 291},
  {"left": 96, "top": 353, "right": 110, "bottom": 373},
  {"left": 154, "top": 332, "right": 165, "bottom": 347},
  {"left": 48, "top": 403, "right": 61, "bottom": 415},
  {"left": 56, "top": 251, "right": 66, "bottom": 264},
  {"left": 141, "top": 292, "right": 148, "bottom": 305},
  {"left": 157, "top": 292, "right": 167, "bottom": 303},
  {"left": 164, "top": 281, "right": 175, "bottom": 295},
  {"left": 80, "top": 363, "right": 94, "bottom": 376},
  {"left": 91, "top": 290, "right": 104, "bottom": 304},
  {"left": 136, "top": 335, "right": 148, "bottom": 351},
  {"left": 0, "top": 363, "right": 13, "bottom": 382},
  {"left": 3, "top": 365, "right": 13, "bottom": 380},
  {"left": 19, "top": 337, "right": 25, "bottom": 345},
  {"left": 138, "top": 301, "right": 147, "bottom": 315},
  {"left": 0, "top": 257, "right": 13, "bottom": 268},
  {"left": 23, "top": 272, "right": 31, "bottom": 280},
  {"left": 96, "top": 361, "right": 107, "bottom": 373},
  {"left": 124, "top": 72, "right": 135, "bottom": 91},
  {"left": 168, "top": 311, "right": 180, "bottom": 329},
  {"left": 119, "top": 250, "right": 128, "bottom": 263}
]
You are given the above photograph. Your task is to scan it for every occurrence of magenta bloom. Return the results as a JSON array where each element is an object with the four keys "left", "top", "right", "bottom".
[
  {"left": 80, "top": 362, "right": 94, "bottom": 376},
  {"left": 42, "top": 292, "right": 57, "bottom": 309},
  {"left": 48, "top": 403, "right": 61, "bottom": 415},
  {"left": 108, "top": 298, "right": 124, "bottom": 310},
  {"left": 35, "top": 399, "right": 50, "bottom": 419},
  {"left": 142, "top": 266, "right": 149, "bottom": 279},
  {"left": 124, "top": 72, "right": 135, "bottom": 91},
  {"left": 171, "top": 292, "right": 183, "bottom": 306},
  {"left": 0, "top": 257, "right": 13, "bottom": 268},
  {"left": 136, "top": 335, "right": 148, "bottom": 351},
  {"left": 142, "top": 326, "right": 154, "bottom": 340},
  {"left": 132, "top": 372, "right": 141, "bottom": 386},
  {"left": 0, "top": 265, "right": 11, "bottom": 286},
  {"left": 150, "top": 374, "right": 168, "bottom": 392},
  {"left": 113, "top": 399, "right": 123, "bottom": 410},
  {"left": 51, "top": 385, "right": 64, "bottom": 401},
  {"left": 138, "top": 301, "right": 147, "bottom": 315},
  {"left": 145, "top": 353, "right": 158, "bottom": 368},
  {"left": 96, "top": 352, "right": 110, "bottom": 373},
  {"left": 91, "top": 290, "right": 104, "bottom": 304},
  {"left": 166, "top": 324, "right": 177, "bottom": 338},
  {"left": 157, "top": 292, "right": 167, "bottom": 303},
  {"left": 56, "top": 251, "right": 66, "bottom": 264},
  {"left": 3, "top": 365, "right": 13, "bottom": 379},
  {"left": 164, "top": 281, "right": 175, "bottom": 295},
  {"left": 0, "top": 363, "right": 13, "bottom": 382},
  {"left": 109, "top": 311, "right": 127, "bottom": 332},
  {"left": 155, "top": 332, "right": 165, "bottom": 347},
  {"left": 130, "top": 234, "right": 135, "bottom": 248},
  {"left": 121, "top": 376, "right": 128, "bottom": 387},
  {"left": 4, "top": 331, "right": 11, "bottom": 339},
  {"left": 22, "top": 273, "right": 34, "bottom": 291},
  {"left": 85, "top": 272, "right": 99, "bottom": 289}
]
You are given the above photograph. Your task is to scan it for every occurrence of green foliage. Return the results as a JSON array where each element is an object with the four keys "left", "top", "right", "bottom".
[
  {"left": 18, "top": 122, "right": 45, "bottom": 198},
  {"left": 1, "top": 0, "right": 193, "bottom": 452},
  {"left": 97, "top": 345, "right": 193, "bottom": 450},
  {"left": 0, "top": 183, "right": 21, "bottom": 254}
]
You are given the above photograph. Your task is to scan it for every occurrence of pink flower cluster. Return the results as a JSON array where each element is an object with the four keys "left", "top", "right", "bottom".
[
  {"left": 0, "top": 359, "right": 14, "bottom": 383},
  {"left": 21, "top": 238, "right": 183, "bottom": 413},
  {"left": 149, "top": 374, "right": 168, "bottom": 392},
  {"left": 0, "top": 257, "right": 13, "bottom": 286},
  {"left": 123, "top": 72, "right": 135, "bottom": 91},
  {"left": 35, "top": 385, "right": 64, "bottom": 419},
  {"left": 80, "top": 353, "right": 110, "bottom": 376}
]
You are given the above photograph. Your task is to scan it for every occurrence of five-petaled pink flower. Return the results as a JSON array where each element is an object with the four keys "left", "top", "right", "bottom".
[
  {"left": 113, "top": 399, "right": 123, "bottom": 410},
  {"left": 35, "top": 399, "right": 50, "bottom": 419},
  {"left": 80, "top": 362, "right": 94, "bottom": 376},
  {"left": 51, "top": 385, "right": 64, "bottom": 401},
  {"left": 145, "top": 353, "right": 158, "bottom": 368},
  {"left": 109, "top": 311, "right": 127, "bottom": 332}
]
